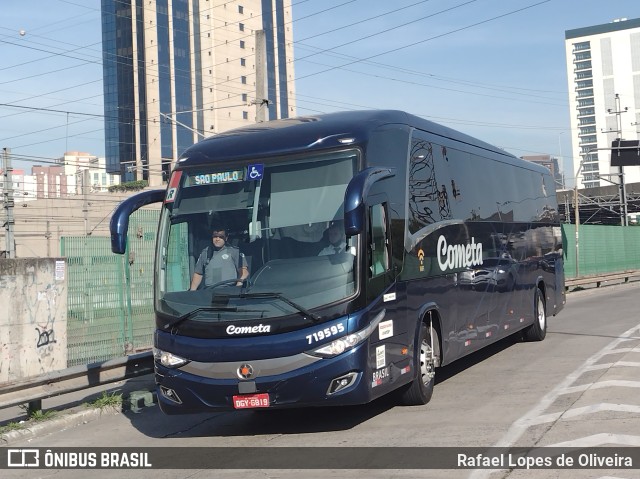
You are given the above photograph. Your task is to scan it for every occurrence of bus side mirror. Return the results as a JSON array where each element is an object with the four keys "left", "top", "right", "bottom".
[
  {"left": 110, "top": 189, "right": 165, "bottom": 254},
  {"left": 343, "top": 167, "right": 395, "bottom": 236}
]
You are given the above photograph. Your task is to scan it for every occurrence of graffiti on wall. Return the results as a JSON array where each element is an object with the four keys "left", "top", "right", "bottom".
[
  {"left": 0, "top": 259, "right": 67, "bottom": 383},
  {"left": 36, "top": 327, "right": 56, "bottom": 348},
  {"left": 20, "top": 262, "right": 66, "bottom": 377}
]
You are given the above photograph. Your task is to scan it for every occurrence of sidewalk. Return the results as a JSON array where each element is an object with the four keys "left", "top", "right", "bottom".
[{"left": 0, "top": 374, "right": 156, "bottom": 445}]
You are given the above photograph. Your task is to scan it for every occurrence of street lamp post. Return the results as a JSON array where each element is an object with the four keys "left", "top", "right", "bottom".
[
  {"left": 574, "top": 155, "right": 584, "bottom": 278},
  {"left": 558, "top": 131, "right": 565, "bottom": 189},
  {"left": 574, "top": 144, "right": 634, "bottom": 277}
]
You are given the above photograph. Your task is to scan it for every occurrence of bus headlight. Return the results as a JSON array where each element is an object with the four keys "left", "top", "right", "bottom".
[
  {"left": 153, "top": 347, "right": 189, "bottom": 368},
  {"left": 309, "top": 333, "right": 362, "bottom": 358},
  {"left": 308, "top": 310, "right": 386, "bottom": 358}
]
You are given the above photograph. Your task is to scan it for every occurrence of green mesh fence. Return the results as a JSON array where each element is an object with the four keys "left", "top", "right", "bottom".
[
  {"left": 562, "top": 224, "right": 640, "bottom": 279},
  {"left": 61, "top": 208, "right": 159, "bottom": 366}
]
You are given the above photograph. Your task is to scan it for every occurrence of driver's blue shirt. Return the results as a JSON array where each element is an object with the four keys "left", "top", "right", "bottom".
[{"left": 194, "top": 245, "right": 247, "bottom": 286}]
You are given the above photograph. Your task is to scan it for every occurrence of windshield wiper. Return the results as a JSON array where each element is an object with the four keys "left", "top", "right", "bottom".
[
  {"left": 232, "top": 291, "right": 321, "bottom": 322},
  {"left": 162, "top": 306, "right": 257, "bottom": 331},
  {"left": 162, "top": 292, "right": 319, "bottom": 332}
]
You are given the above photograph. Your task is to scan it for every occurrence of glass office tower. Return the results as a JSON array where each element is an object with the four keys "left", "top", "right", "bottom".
[{"left": 101, "top": 0, "right": 296, "bottom": 185}]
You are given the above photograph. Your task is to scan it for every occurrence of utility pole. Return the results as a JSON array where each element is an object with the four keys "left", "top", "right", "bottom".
[
  {"left": 2, "top": 147, "right": 16, "bottom": 258},
  {"left": 606, "top": 93, "right": 628, "bottom": 226}
]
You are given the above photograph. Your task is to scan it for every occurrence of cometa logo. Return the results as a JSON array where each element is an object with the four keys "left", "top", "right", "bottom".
[
  {"left": 436, "top": 235, "right": 483, "bottom": 272},
  {"left": 226, "top": 324, "right": 271, "bottom": 335}
]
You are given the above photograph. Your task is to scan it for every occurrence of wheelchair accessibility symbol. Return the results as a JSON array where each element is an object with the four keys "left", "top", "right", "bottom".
[{"left": 247, "top": 164, "right": 263, "bottom": 180}]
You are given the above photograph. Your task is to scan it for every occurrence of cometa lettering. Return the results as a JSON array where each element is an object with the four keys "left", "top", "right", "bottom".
[
  {"left": 226, "top": 324, "right": 271, "bottom": 335},
  {"left": 437, "top": 235, "right": 483, "bottom": 272}
]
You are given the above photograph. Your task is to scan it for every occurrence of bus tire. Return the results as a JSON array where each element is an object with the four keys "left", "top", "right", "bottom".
[
  {"left": 522, "top": 287, "right": 546, "bottom": 342},
  {"left": 400, "top": 322, "right": 439, "bottom": 406}
]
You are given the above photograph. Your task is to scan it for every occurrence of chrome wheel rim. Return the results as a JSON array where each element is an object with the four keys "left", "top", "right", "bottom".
[
  {"left": 537, "top": 295, "right": 546, "bottom": 330},
  {"left": 420, "top": 339, "right": 436, "bottom": 383}
]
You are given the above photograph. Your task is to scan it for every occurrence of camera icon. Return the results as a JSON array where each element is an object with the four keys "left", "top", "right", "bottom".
[{"left": 7, "top": 449, "right": 39, "bottom": 467}]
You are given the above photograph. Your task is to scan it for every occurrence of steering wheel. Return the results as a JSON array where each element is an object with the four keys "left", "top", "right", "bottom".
[{"left": 202, "top": 278, "right": 245, "bottom": 290}]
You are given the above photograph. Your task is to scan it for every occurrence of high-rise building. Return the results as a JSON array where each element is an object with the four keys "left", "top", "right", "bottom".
[
  {"left": 101, "top": 0, "right": 296, "bottom": 186},
  {"left": 565, "top": 17, "right": 640, "bottom": 189}
]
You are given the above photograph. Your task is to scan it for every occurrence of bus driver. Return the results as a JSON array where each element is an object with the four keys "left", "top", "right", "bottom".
[
  {"left": 190, "top": 226, "right": 249, "bottom": 290},
  {"left": 318, "top": 222, "right": 349, "bottom": 255}
]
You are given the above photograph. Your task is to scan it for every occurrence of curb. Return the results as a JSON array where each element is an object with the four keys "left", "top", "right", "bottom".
[
  {"left": 0, "top": 388, "right": 157, "bottom": 446},
  {"left": 0, "top": 407, "right": 118, "bottom": 445}
]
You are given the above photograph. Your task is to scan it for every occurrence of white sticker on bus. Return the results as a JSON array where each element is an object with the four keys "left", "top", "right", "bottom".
[
  {"left": 376, "top": 345, "right": 386, "bottom": 369},
  {"left": 378, "top": 320, "right": 394, "bottom": 340}
]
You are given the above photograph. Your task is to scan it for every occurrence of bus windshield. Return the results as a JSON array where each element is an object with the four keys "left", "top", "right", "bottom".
[{"left": 155, "top": 150, "right": 359, "bottom": 324}]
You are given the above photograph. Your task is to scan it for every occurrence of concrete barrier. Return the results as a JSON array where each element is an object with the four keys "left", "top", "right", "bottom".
[{"left": 0, "top": 258, "right": 68, "bottom": 384}]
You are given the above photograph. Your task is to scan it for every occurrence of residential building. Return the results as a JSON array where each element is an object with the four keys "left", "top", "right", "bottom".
[
  {"left": 101, "top": 0, "right": 296, "bottom": 186},
  {"left": 0, "top": 168, "right": 29, "bottom": 202},
  {"left": 60, "top": 152, "right": 122, "bottom": 194},
  {"left": 565, "top": 17, "right": 640, "bottom": 189}
]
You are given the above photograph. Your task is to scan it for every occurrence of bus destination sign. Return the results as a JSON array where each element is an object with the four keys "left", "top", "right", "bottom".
[{"left": 186, "top": 169, "right": 245, "bottom": 186}]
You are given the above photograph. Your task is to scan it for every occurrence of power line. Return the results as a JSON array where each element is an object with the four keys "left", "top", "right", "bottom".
[
  {"left": 0, "top": 0, "right": 566, "bottom": 163},
  {"left": 295, "top": 0, "right": 552, "bottom": 81}
]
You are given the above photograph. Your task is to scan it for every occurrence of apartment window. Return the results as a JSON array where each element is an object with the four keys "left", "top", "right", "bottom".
[
  {"left": 242, "top": 93, "right": 248, "bottom": 102},
  {"left": 573, "top": 41, "right": 590, "bottom": 52},
  {"left": 576, "top": 70, "right": 592, "bottom": 79},
  {"left": 240, "top": 58, "right": 246, "bottom": 67},
  {"left": 581, "top": 143, "right": 596, "bottom": 154},
  {"left": 239, "top": 23, "right": 245, "bottom": 32},
  {"left": 243, "top": 111, "right": 249, "bottom": 120},
  {"left": 575, "top": 61, "right": 592, "bottom": 71},
  {"left": 240, "top": 40, "right": 245, "bottom": 49},
  {"left": 238, "top": 5, "right": 244, "bottom": 14},
  {"left": 241, "top": 76, "right": 247, "bottom": 84},
  {"left": 579, "top": 126, "right": 596, "bottom": 135},
  {"left": 578, "top": 108, "right": 595, "bottom": 116},
  {"left": 577, "top": 89, "right": 594, "bottom": 98}
]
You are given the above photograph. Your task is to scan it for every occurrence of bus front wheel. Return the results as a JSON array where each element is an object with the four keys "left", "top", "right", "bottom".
[{"left": 400, "top": 322, "right": 439, "bottom": 406}]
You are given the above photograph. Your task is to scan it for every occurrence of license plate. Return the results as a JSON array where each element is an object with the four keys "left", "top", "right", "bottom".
[{"left": 232, "top": 393, "right": 270, "bottom": 409}]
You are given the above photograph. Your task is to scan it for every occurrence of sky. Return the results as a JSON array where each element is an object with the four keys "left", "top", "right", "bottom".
[{"left": 1, "top": 0, "right": 639, "bottom": 186}]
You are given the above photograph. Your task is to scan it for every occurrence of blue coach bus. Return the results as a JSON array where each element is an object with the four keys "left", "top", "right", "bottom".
[{"left": 111, "top": 110, "right": 565, "bottom": 413}]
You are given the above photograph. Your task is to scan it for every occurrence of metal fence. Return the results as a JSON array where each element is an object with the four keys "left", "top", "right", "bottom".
[
  {"left": 562, "top": 224, "right": 640, "bottom": 279},
  {"left": 61, "top": 209, "right": 159, "bottom": 367}
]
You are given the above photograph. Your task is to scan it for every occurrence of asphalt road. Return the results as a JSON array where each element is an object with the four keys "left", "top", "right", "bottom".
[{"left": 2, "top": 282, "right": 640, "bottom": 479}]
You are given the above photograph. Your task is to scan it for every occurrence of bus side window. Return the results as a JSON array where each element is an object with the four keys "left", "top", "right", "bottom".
[{"left": 369, "top": 203, "right": 390, "bottom": 277}]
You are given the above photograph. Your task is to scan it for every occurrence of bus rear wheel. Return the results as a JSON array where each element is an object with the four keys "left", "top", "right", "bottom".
[
  {"left": 400, "top": 322, "right": 439, "bottom": 406},
  {"left": 522, "top": 287, "right": 546, "bottom": 342}
]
